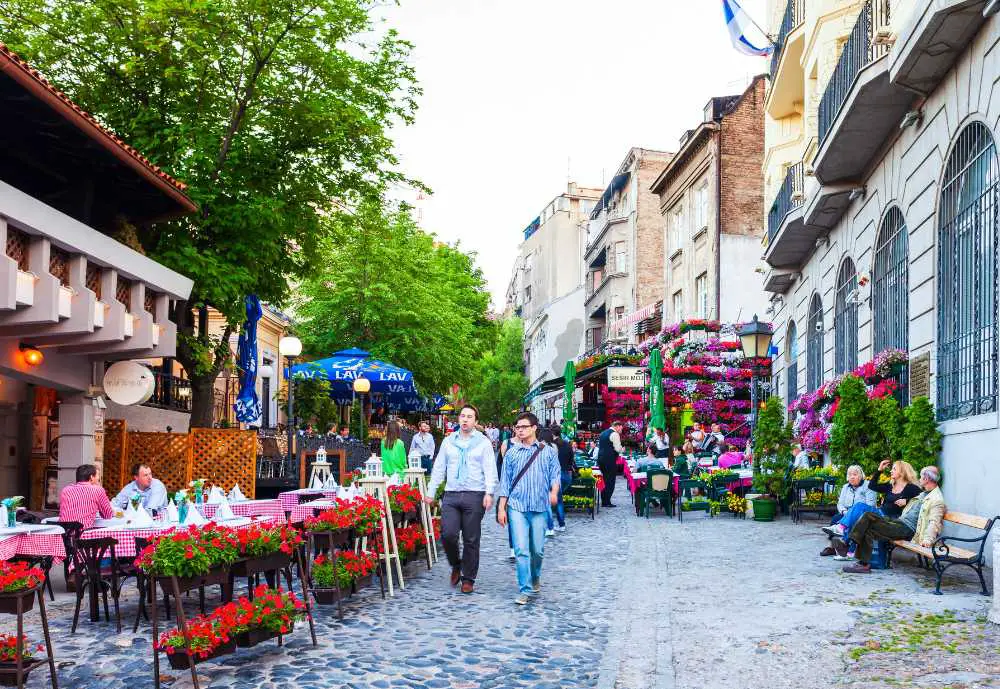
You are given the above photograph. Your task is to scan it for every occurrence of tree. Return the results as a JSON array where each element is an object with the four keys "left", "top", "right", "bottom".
[
  {"left": 0, "top": 0, "right": 420, "bottom": 425},
  {"left": 294, "top": 201, "right": 494, "bottom": 395},
  {"left": 276, "top": 364, "right": 337, "bottom": 433},
  {"left": 466, "top": 318, "right": 529, "bottom": 425},
  {"left": 901, "top": 396, "right": 942, "bottom": 475},
  {"left": 751, "top": 396, "right": 792, "bottom": 498},
  {"left": 829, "top": 375, "right": 876, "bottom": 473}
]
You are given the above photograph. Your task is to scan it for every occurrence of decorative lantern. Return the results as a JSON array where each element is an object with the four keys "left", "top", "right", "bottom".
[
  {"left": 364, "top": 454, "right": 383, "bottom": 478},
  {"left": 315, "top": 446, "right": 327, "bottom": 464},
  {"left": 407, "top": 454, "right": 422, "bottom": 470}
]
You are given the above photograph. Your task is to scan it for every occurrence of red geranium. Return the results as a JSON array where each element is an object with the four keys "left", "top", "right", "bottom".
[{"left": 0, "top": 561, "right": 45, "bottom": 593}]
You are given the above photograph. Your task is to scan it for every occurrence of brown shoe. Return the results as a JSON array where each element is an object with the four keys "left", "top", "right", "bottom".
[
  {"left": 461, "top": 581, "right": 474, "bottom": 594},
  {"left": 832, "top": 538, "right": 849, "bottom": 557},
  {"left": 820, "top": 546, "right": 836, "bottom": 557},
  {"left": 843, "top": 563, "right": 871, "bottom": 574},
  {"left": 450, "top": 568, "right": 461, "bottom": 587}
]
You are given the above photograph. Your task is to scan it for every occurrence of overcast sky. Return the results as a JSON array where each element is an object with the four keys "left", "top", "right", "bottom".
[{"left": 379, "top": 0, "right": 770, "bottom": 309}]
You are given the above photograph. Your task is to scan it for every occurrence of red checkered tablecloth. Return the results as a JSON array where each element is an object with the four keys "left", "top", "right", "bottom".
[
  {"left": 288, "top": 499, "right": 339, "bottom": 524},
  {"left": 199, "top": 499, "right": 285, "bottom": 521},
  {"left": 0, "top": 533, "right": 67, "bottom": 562},
  {"left": 278, "top": 489, "right": 339, "bottom": 512},
  {"left": 82, "top": 515, "right": 280, "bottom": 559}
]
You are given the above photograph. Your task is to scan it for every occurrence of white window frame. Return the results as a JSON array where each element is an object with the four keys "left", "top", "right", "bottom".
[
  {"left": 672, "top": 290, "right": 684, "bottom": 322},
  {"left": 696, "top": 272, "right": 708, "bottom": 318}
]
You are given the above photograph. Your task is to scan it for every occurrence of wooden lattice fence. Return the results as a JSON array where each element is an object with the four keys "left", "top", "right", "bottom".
[{"left": 102, "top": 420, "right": 256, "bottom": 497}]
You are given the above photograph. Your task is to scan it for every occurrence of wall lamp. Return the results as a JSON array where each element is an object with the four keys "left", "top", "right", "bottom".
[
  {"left": 19, "top": 344, "right": 43, "bottom": 366},
  {"left": 900, "top": 109, "right": 924, "bottom": 130},
  {"left": 849, "top": 186, "right": 867, "bottom": 202}
]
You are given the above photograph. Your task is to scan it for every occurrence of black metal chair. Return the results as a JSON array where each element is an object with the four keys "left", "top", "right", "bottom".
[{"left": 71, "top": 537, "right": 131, "bottom": 634}]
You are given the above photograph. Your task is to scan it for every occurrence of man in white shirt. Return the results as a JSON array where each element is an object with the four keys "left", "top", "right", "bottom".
[
  {"left": 408, "top": 420, "right": 437, "bottom": 473},
  {"left": 112, "top": 463, "right": 168, "bottom": 512}
]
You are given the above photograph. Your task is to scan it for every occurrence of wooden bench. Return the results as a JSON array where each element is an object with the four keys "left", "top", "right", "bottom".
[{"left": 888, "top": 511, "right": 997, "bottom": 595}]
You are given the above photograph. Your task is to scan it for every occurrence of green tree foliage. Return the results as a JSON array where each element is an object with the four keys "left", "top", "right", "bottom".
[
  {"left": 901, "top": 396, "right": 942, "bottom": 475},
  {"left": 349, "top": 398, "right": 368, "bottom": 445},
  {"left": 751, "top": 396, "right": 792, "bottom": 498},
  {"left": 829, "top": 375, "right": 876, "bottom": 474},
  {"left": 0, "top": 0, "right": 420, "bottom": 425},
  {"left": 295, "top": 201, "right": 494, "bottom": 395},
  {"left": 465, "top": 318, "right": 529, "bottom": 425},
  {"left": 275, "top": 364, "right": 337, "bottom": 432},
  {"left": 867, "top": 395, "right": 905, "bottom": 472}
]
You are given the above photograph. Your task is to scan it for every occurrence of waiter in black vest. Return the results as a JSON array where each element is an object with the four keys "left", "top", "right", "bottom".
[{"left": 596, "top": 420, "right": 625, "bottom": 507}]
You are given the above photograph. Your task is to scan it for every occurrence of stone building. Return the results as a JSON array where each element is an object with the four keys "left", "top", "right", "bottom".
[
  {"left": 650, "top": 76, "right": 769, "bottom": 325},
  {"left": 762, "top": 0, "right": 1000, "bottom": 522},
  {"left": 583, "top": 148, "right": 673, "bottom": 350}
]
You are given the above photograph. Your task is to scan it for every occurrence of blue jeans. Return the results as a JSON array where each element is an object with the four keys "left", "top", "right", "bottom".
[
  {"left": 840, "top": 502, "right": 883, "bottom": 533},
  {"left": 508, "top": 508, "right": 547, "bottom": 594},
  {"left": 554, "top": 471, "right": 573, "bottom": 527}
]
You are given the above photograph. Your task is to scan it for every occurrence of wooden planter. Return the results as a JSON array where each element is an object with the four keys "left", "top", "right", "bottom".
[
  {"left": 402, "top": 509, "right": 420, "bottom": 523},
  {"left": 231, "top": 551, "right": 291, "bottom": 578},
  {"left": 165, "top": 640, "right": 236, "bottom": 670},
  {"left": 0, "top": 659, "right": 45, "bottom": 687},
  {"left": 158, "top": 566, "right": 230, "bottom": 596},
  {"left": 308, "top": 529, "right": 352, "bottom": 552},
  {"left": 351, "top": 574, "right": 373, "bottom": 593},
  {"left": 0, "top": 589, "right": 35, "bottom": 615},
  {"left": 311, "top": 587, "right": 349, "bottom": 605},
  {"left": 391, "top": 512, "right": 405, "bottom": 529},
  {"left": 234, "top": 624, "right": 291, "bottom": 648}
]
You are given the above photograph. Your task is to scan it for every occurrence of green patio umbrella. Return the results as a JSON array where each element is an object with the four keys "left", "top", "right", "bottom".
[
  {"left": 649, "top": 348, "right": 666, "bottom": 431},
  {"left": 561, "top": 360, "right": 576, "bottom": 439}
]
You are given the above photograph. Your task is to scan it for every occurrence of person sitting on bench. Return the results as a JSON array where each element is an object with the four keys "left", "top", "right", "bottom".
[{"left": 841, "top": 466, "right": 945, "bottom": 574}]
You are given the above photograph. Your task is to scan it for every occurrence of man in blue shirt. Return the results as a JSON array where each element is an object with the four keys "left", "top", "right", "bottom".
[
  {"left": 497, "top": 412, "right": 560, "bottom": 605},
  {"left": 112, "top": 463, "right": 168, "bottom": 513}
]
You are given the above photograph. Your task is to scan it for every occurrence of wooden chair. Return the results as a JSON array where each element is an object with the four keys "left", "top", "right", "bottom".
[{"left": 71, "top": 537, "right": 131, "bottom": 634}]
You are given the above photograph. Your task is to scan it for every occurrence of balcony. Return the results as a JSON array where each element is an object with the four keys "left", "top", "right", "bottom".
[
  {"left": 585, "top": 256, "right": 629, "bottom": 305},
  {"left": 141, "top": 372, "right": 193, "bottom": 413},
  {"left": 767, "top": 0, "right": 806, "bottom": 119},
  {"left": 764, "top": 162, "right": 824, "bottom": 269},
  {"left": 891, "top": 0, "right": 989, "bottom": 95},
  {"left": 814, "top": 0, "right": 914, "bottom": 185},
  {"left": 584, "top": 205, "right": 629, "bottom": 260}
]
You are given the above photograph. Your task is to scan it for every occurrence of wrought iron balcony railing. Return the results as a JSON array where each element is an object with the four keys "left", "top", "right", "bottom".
[
  {"left": 767, "top": 161, "right": 805, "bottom": 246},
  {"left": 770, "top": 0, "right": 806, "bottom": 78}
]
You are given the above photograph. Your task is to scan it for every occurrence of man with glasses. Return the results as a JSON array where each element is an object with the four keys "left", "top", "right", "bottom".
[
  {"left": 426, "top": 404, "right": 498, "bottom": 594},
  {"left": 497, "top": 412, "right": 560, "bottom": 605}
]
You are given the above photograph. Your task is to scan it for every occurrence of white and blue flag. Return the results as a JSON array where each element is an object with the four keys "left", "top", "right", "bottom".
[{"left": 722, "top": 0, "right": 773, "bottom": 57}]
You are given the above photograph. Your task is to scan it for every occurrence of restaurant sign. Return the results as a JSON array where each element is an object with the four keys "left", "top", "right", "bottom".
[
  {"left": 607, "top": 367, "right": 645, "bottom": 389},
  {"left": 103, "top": 361, "right": 156, "bottom": 406}
]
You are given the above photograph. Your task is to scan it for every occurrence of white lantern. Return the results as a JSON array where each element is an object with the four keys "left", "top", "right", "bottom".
[
  {"left": 407, "top": 454, "right": 422, "bottom": 470},
  {"left": 315, "top": 446, "right": 327, "bottom": 464},
  {"left": 364, "top": 454, "right": 383, "bottom": 478}
]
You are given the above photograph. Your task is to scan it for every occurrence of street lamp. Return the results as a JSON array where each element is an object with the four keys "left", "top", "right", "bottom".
[
  {"left": 353, "top": 376, "right": 370, "bottom": 443},
  {"left": 738, "top": 315, "right": 774, "bottom": 434},
  {"left": 279, "top": 336, "right": 302, "bottom": 474}
]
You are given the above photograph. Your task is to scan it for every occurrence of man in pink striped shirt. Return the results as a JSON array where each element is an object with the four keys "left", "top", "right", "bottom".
[{"left": 59, "top": 465, "right": 113, "bottom": 529}]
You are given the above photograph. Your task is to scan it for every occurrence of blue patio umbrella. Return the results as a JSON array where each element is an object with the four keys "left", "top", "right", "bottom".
[
  {"left": 289, "top": 348, "right": 418, "bottom": 395},
  {"left": 233, "top": 295, "right": 263, "bottom": 423}
]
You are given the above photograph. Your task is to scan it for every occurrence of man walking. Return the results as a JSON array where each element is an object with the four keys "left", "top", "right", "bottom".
[
  {"left": 426, "top": 404, "right": 498, "bottom": 594},
  {"left": 408, "top": 420, "right": 437, "bottom": 474},
  {"left": 497, "top": 412, "right": 560, "bottom": 605},
  {"left": 596, "top": 420, "right": 625, "bottom": 507}
]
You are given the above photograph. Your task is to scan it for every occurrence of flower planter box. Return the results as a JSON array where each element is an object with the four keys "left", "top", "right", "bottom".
[
  {"left": 234, "top": 625, "right": 292, "bottom": 648},
  {"left": 402, "top": 509, "right": 420, "bottom": 523},
  {"left": 308, "top": 529, "right": 352, "bottom": 552},
  {"left": 231, "top": 552, "right": 291, "bottom": 578},
  {"left": 0, "top": 589, "right": 36, "bottom": 615},
  {"left": 0, "top": 659, "right": 45, "bottom": 686},
  {"left": 158, "top": 567, "right": 230, "bottom": 597},
  {"left": 310, "top": 587, "right": 349, "bottom": 605},
  {"left": 351, "top": 574, "right": 373, "bottom": 593},
  {"left": 391, "top": 512, "right": 405, "bottom": 529},
  {"left": 165, "top": 640, "right": 236, "bottom": 670}
]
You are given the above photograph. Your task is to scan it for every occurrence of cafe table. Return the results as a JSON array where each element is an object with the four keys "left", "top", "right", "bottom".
[
  {"left": 288, "top": 499, "right": 338, "bottom": 524},
  {"left": 0, "top": 524, "right": 66, "bottom": 561},
  {"left": 278, "top": 488, "right": 340, "bottom": 512},
  {"left": 198, "top": 498, "right": 285, "bottom": 521},
  {"left": 83, "top": 515, "right": 280, "bottom": 559}
]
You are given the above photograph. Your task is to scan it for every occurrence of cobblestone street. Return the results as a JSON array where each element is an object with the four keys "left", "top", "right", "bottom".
[{"left": 5, "top": 486, "right": 999, "bottom": 688}]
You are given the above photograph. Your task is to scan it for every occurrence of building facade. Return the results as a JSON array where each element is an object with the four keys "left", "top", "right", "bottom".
[
  {"left": 763, "top": 0, "right": 1000, "bottom": 522},
  {"left": 651, "top": 76, "right": 769, "bottom": 325},
  {"left": 583, "top": 148, "right": 673, "bottom": 350}
]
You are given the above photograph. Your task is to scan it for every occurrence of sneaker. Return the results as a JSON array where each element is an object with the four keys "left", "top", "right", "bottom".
[
  {"left": 822, "top": 524, "right": 845, "bottom": 538},
  {"left": 832, "top": 553, "right": 854, "bottom": 561},
  {"left": 531, "top": 580, "right": 541, "bottom": 593},
  {"left": 515, "top": 594, "right": 530, "bottom": 605},
  {"left": 555, "top": 525, "right": 566, "bottom": 532},
  {"left": 545, "top": 529, "right": 555, "bottom": 537},
  {"left": 508, "top": 549, "right": 516, "bottom": 561}
]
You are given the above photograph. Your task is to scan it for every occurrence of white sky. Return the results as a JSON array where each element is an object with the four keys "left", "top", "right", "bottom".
[{"left": 379, "top": 0, "right": 770, "bottom": 309}]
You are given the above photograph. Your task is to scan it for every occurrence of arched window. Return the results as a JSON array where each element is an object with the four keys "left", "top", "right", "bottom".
[
  {"left": 835, "top": 258, "right": 858, "bottom": 374},
  {"left": 938, "top": 122, "right": 999, "bottom": 420},
  {"left": 785, "top": 321, "right": 799, "bottom": 402},
  {"left": 874, "top": 207, "right": 909, "bottom": 402},
  {"left": 807, "top": 294, "right": 824, "bottom": 391}
]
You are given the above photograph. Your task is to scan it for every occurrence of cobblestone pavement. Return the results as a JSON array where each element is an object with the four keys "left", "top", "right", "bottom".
[{"left": 4, "top": 487, "right": 998, "bottom": 688}]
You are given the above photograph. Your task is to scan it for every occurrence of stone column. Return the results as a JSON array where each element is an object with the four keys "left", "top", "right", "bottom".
[{"left": 58, "top": 394, "right": 95, "bottom": 488}]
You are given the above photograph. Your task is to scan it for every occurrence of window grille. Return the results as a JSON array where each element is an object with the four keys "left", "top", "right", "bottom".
[
  {"left": 86, "top": 264, "right": 102, "bottom": 300},
  {"left": 786, "top": 321, "right": 799, "bottom": 402},
  {"left": 48, "top": 247, "right": 69, "bottom": 286},
  {"left": 835, "top": 258, "right": 859, "bottom": 374},
  {"left": 807, "top": 294, "right": 824, "bottom": 391},
  {"left": 116, "top": 276, "right": 132, "bottom": 311},
  {"left": 874, "top": 206, "right": 909, "bottom": 402},
  {"left": 5, "top": 228, "right": 29, "bottom": 272},
  {"left": 937, "top": 122, "right": 999, "bottom": 420}
]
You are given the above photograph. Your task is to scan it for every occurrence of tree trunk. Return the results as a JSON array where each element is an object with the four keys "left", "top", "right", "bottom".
[
  {"left": 172, "top": 297, "right": 234, "bottom": 429},
  {"left": 189, "top": 374, "right": 217, "bottom": 428}
]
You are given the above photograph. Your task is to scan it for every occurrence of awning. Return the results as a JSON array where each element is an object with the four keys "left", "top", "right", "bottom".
[
  {"left": 523, "top": 375, "right": 564, "bottom": 404},
  {"left": 590, "top": 172, "right": 630, "bottom": 219},
  {"left": 611, "top": 302, "right": 658, "bottom": 334}
]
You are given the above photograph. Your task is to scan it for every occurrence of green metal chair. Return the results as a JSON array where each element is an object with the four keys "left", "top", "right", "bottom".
[
  {"left": 676, "top": 478, "right": 709, "bottom": 522},
  {"left": 642, "top": 469, "right": 674, "bottom": 519}
]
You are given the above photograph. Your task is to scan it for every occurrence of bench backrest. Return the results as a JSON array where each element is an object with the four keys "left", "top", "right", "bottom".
[{"left": 942, "top": 512, "right": 992, "bottom": 531}]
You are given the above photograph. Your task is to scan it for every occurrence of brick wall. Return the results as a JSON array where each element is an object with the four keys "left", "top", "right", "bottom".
[
  {"left": 634, "top": 150, "right": 673, "bottom": 313},
  {"left": 720, "top": 76, "right": 766, "bottom": 239}
]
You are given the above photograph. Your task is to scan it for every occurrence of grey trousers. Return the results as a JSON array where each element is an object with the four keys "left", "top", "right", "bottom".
[{"left": 440, "top": 490, "right": 486, "bottom": 583}]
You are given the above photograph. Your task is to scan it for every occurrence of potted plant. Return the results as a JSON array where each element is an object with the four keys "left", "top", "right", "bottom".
[
  {"left": 0, "top": 562, "right": 45, "bottom": 614},
  {"left": 0, "top": 633, "right": 45, "bottom": 686},
  {"left": 388, "top": 485, "right": 422, "bottom": 525},
  {"left": 156, "top": 617, "right": 236, "bottom": 669},
  {"left": 135, "top": 525, "right": 238, "bottom": 594},
  {"left": 1, "top": 497, "right": 22, "bottom": 529},
  {"left": 310, "top": 554, "right": 350, "bottom": 603},
  {"left": 750, "top": 396, "right": 792, "bottom": 522},
  {"left": 230, "top": 525, "right": 303, "bottom": 578},
  {"left": 216, "top": 586, "right": 304, "bottom": 648}
]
